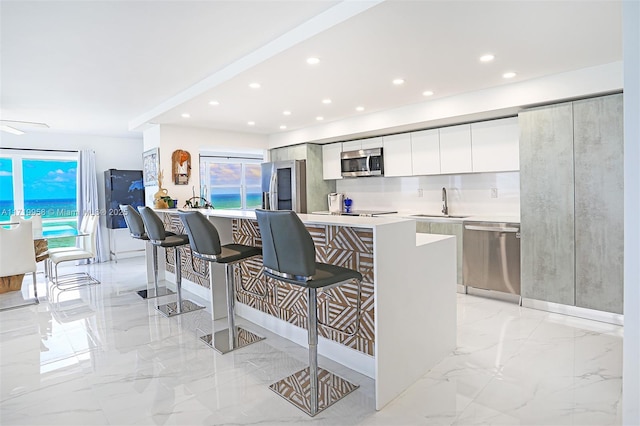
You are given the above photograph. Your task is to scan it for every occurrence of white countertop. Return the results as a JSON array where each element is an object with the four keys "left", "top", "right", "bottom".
[
  {"left": 157, "top": 208, "right": 411, "bottom": 229},
  {"left": 313, "top": 210, "right": 520, "bottom": 224}
]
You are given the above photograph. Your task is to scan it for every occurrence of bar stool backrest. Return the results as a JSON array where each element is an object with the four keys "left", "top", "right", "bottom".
[
  {"left": 255, "top": 209, "right": 316, "bottom": 278},
  {"left": 138, "top": 207, "right": 167, "bottom": 241},
  {"left": 120, "top": 205, "right": 146, "bottom": 238},
  {"left": 178, "top": 211, "right": 222, "bottom": 257}
]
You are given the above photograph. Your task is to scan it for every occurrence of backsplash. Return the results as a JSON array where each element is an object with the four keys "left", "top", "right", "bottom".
[{"left": 335, "top": 172, "right": 520, "bottom": 216}]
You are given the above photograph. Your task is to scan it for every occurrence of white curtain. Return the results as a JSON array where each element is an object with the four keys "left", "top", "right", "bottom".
[{"left": 77, "top": 149, "right": 104, "bottom": 262}]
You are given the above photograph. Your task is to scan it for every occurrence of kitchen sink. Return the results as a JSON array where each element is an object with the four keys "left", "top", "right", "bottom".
[{"left": 410, "top": 214, "right": 468, "bottom": 219}]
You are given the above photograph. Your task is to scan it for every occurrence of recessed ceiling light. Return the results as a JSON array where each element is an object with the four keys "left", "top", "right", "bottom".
[
  {"left": 480, "top": 54, "right": 495, "bottom": 62},
  {"left": 280, "top": 125, "right": 287, "bottom": 130},
  {"left": 249, "top": 82, "right": 261, "bottom": 89},
  {"left": 355, "top": 106, "right": 365, "bottom": 112},
  {"left": 181, "top": 113, "right": 191, "bottom": 118},
  {"left": 283, "top": 110, "right": 291, "bottom": 116},
  {"left": 316, "top": 116, "right": 324, "bottom": 121},
  {"left": 247, "top": 121, "right": 255, "bottom": 126},
  {"left": 422, "top": 90, "right": 434, "bottom": 97},
  {"left": 502, "top": 72, "right": 517, "bottom": 79},
  {"left": 392, "top": 78, "right": 405, "bottom": 85},
  {"left": 209, "top": 100, "right": 220, "bottom": 106},
  {"left": 306, "top": 57, "right": 320, "bottom": 65},
  {"left": 322, "top": 99, "right": 332, "bottom": 104}
]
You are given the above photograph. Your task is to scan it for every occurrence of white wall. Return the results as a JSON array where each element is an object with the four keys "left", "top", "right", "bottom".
[
  {"left": 269, "top": 62, "right": 623, "bottom": 148},
  {"left": 623, "top": 1, "right": 640, "bottom": 424},
  {"left": 0, "top": 131, "right": 144, "bottom": 261},
  {"left": 143, "top": 124, "right": 268, "bottom": 207},
  {"left": 335, "top": 172, "right": 519, "bottom": 217}
]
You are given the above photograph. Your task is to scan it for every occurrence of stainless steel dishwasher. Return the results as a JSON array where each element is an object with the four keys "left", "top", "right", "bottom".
[{"left": 463, "top": 221, "right": 521, "bottom": 295}]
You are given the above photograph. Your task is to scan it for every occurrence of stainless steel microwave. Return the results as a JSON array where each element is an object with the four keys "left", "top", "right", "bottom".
[{"left": 340, "top": 148, "right": 384, "bottom": 177}]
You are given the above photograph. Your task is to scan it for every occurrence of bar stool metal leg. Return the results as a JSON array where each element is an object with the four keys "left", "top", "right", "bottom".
[
  {"left": 269, "top": 287, "right": 359, "bottom": 417},
  {"left": 199, "top": 263, "right": 265, "bottom": 353},
  {"left": 156, "top": 247, "right": 205, "bottom": 317},
  {"left": 137, "top": 245, "right": 175, "bottom": 299}
]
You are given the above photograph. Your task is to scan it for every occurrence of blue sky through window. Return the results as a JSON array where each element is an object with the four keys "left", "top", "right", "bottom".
[
  {"left": 0, "top": 158, "right": 12, "bottom": 202},
  {"left": 22, "top": 159, "right": 77, "bottom": 200}
]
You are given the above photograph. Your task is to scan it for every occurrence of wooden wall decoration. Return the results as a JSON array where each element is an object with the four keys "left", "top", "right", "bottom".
[{"left": 171, "top": 149, "right": 191, "bottom": 185}]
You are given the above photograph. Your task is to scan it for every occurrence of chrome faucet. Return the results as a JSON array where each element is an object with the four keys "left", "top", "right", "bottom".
[{"left": 441, "top": 187, "right": 448, "bottom": 216}]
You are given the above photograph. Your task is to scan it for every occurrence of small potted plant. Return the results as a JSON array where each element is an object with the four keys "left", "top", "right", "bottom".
[{"left": 184, "top": 196, "right": 213, "bottom": 209}]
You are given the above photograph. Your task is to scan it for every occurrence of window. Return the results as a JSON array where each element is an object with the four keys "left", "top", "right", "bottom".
[
  {"left": 200, "top": 155, "right": 263, "bottom": 210},
  {"left": 1, "top": 149, "right": 78, "bottom": 248},
  {"left": 0, "top": 158, "right": 13, "bottom": 222}
]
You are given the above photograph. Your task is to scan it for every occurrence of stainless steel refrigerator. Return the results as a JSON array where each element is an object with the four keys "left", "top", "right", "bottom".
[{"left": 261, "top": 160, "right": 306, "bottom": 213}]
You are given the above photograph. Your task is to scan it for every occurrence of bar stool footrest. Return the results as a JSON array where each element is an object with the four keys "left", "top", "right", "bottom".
[
  {"left": 156, "top": 300, "right": 205, "bottom": 317},
  {"left": 269, "top": 367, "right": 359, "bottom": 417},
  {"left": 137, "top": 287, "right": 175, "bottom": 299},
  {"left": 199, "top": 327, "right": 265, "bottom": 354}
]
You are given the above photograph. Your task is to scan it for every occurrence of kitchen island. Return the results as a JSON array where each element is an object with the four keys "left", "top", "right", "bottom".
[{"left": 150, "top": 209, "right": 456, "bottom": 410}]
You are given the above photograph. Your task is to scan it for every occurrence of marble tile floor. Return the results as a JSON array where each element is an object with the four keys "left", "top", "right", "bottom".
[{"left": 0, "top": 257, "right": 623, "bottom": 425}]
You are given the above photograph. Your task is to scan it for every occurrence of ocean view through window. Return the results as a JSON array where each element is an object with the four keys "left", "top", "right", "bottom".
[
  {"left": 200, "top": 154, "right": 262, "bottom": 210},
  {"left": 1, "top": 150, "right": 79, "bottom": 248}
]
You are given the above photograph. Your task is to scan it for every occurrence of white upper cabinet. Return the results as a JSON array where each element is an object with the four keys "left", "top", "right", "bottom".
[
  {"left": 383, "top": 133, "right": 412, "bottom": 177},
  {"left": 439, "top": 124, "right": 472, "bottom": 174},
  {"left": 411, "top": 129, "right": 440, "bottom": 175},
  {"left": 361, "top": 137, "right": 383, "bottom": 150},
  {"left": 322, "top": 142, "right": 343, "bottom": 180},
  {"left": 342, "top": 137, "right": 383, "bottom": 152},
  {"left": 471, "top": 117, "right": 519, "bottom": 172},
  {"left": 341, "top": 140, "right": 362, "bottom": 152}
]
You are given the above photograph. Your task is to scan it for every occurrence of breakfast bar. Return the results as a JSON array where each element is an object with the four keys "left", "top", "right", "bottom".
[{"left": 149, "top": 209, "right": 457, "bottom": 410}]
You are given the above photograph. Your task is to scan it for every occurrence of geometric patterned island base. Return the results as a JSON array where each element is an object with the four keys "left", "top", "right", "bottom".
[{"left": 269, "top": 367, "right": 359, "bottom": 417}]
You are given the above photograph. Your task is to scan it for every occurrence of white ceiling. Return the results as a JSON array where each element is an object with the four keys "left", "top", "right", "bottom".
[{"left": 0, "top": 0, "right": 622, "bottom": 139}]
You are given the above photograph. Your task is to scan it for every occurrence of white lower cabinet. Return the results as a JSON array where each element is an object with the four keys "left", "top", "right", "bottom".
[
  {"left": 439, "top": 124, "right": 472, "bottom": 174},
  {"left": 383, "top": 133, "right": 412, "bottom": 177}
]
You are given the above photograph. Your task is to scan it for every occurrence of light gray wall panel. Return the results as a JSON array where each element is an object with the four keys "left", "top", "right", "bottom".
[
  {"left": 519, "top": 103, "right": 575, "bottom": 305},
  {"left": 306, "top": 144, "right": 336, "bottom": 213},
  {"left": 574, "top": 94, "right": 624, "bottom": 314}
]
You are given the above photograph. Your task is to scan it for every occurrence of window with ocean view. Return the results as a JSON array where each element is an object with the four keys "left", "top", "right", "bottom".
[
  {"left": 1, "top": 150, "right": 79, "bottom": 248},
  {"left": 200, "top": 156, "right": 262, "bottom": 210},
  {"left": 0, "top": 158, "right": 14, "bottom": 222}
]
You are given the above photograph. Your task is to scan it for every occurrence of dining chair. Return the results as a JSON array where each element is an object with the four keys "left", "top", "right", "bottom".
[
  {"left": 10, "top": 214, "right": 43, "bottom": 235},
  {"left": 0, "top": 221, "right": 39, "bottom": 311},
  {"left": 48, "top": 214, "right": 100, "bottom": 288}
]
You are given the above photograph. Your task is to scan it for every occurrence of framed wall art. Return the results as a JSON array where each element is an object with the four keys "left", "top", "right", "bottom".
[{"left": 142, "top": 148, "right": 159, "bottom": 187}]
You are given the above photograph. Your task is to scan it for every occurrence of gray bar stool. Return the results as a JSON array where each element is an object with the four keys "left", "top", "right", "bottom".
[
  {"left": 179, "top": 211, "right": 265, "bottom": 353},
  {"left": 255, "top": 209, "right": 363, "bottom": 417},
  {"left": 120, "top": 204, "right": 175, "bottom": 299},
  {"left": 138, "top": 207, "right": 205, "bottom": 317}
]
